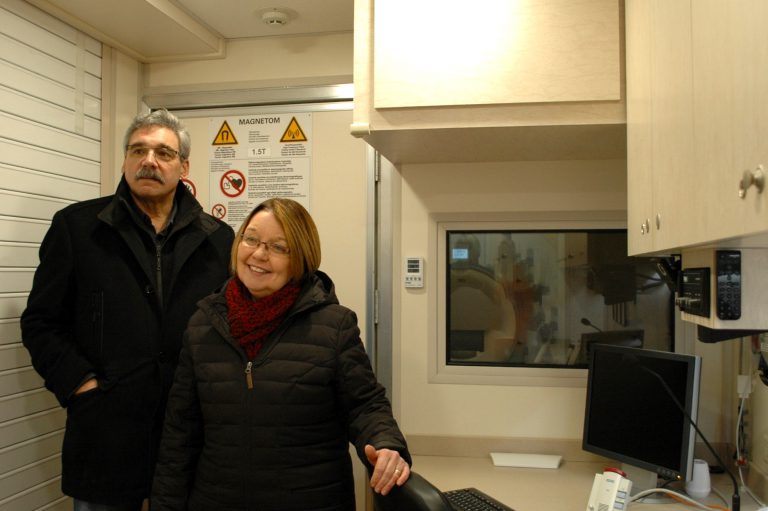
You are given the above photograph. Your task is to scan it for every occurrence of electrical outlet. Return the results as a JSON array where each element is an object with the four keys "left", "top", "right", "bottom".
[{"left": 738, "top": 374, "right": 752, "bottom": 397}]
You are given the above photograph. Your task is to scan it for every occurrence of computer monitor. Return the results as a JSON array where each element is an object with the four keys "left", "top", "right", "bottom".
[
  {"left": 573, "top": 329, "right": 644, "bottom": 366},
  {"left": 582, "top": 344, "right": 702, "bottom": 494}
]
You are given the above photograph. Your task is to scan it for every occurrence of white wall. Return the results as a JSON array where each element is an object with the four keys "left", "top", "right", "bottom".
[
  {"left": 140, "top": 35, "right": 370, "bottom": 508},
  {"left": 56, "top": 17, "right": 745, "bottom": 458},
  {"left": 145, "top": 34, "right": 353, "bottom": 89},
  {"left": 395, "top": 160, "right": 625, "bottom": 439},
  {"left": 0, "top": 1, "right": 104, "bottom": 507},
  {"left": 175, "top": 108, "right": 368, "bottom": 318},
  {"left": 391, "top": 159, "right": 732, "bottom": 452}
]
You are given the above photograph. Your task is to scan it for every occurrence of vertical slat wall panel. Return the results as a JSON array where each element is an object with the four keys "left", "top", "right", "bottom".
[{"left": 0, "top": 0, "right": 101, "bottom": 507}]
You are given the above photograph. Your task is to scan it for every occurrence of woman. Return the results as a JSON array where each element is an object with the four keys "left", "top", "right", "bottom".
[{"left": 151, "top": 198, "right": 411, "bottom": 511}]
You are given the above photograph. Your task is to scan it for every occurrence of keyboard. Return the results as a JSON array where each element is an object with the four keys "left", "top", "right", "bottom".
[{"left": 443, "top": 487, "right": 515, "bottom": 511}]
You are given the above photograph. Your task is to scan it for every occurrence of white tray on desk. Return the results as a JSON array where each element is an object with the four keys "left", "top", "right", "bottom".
[{"left": 490, "top": 452, "right": 562, "bottom": 469}]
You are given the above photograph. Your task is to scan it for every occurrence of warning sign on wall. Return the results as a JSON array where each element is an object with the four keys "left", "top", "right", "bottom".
[
  {"left": 212, "top": 120, "right": 238, "bottom": 145},
  {"left": 207, "top": 113, "right": 312, "bottom": 230},
  {"left": 220, "top": 170, "right": 246, "bottom": 198},
  {"left": 181, "top": 177, "right": 196, "bottom": 197},
  {"left": 280, "top": 117, "right": 308, "bottom": 142}
]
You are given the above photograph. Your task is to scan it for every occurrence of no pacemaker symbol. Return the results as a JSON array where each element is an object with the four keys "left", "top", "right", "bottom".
[{"left": 221, "top": 170, "right": 245, "bottom": 198}]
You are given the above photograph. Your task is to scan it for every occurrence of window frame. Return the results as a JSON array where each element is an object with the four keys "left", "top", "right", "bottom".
[{"left": 429, "top": 213, "right": 631, "bottom": 387}]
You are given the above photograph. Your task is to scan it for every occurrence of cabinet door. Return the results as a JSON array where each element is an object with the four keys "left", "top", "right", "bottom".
[
  {"left": 730, "top": 0, "right": 768, "bottom": 236},
  {"left": 373, "top": 0, "right": 621, "bottom": 109},
  {"left": 692, "top": 0, "right": 768, "bottom": 243},
  {"left": 626, "top": 0, "right": 654, "bottom": 255},
  {"left": 691, "top": 0, "right": 737, "bottom": 244},
  {"left": 626, "top": 0, "right": 693, "bottom": 255},
  {"left": 649, "top": 0, "right": 694, "bottom": 252}
]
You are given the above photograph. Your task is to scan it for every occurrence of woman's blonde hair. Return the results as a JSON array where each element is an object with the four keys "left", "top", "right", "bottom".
[{"left": 230, "top": 198, "right": 321, "bottom": 283}]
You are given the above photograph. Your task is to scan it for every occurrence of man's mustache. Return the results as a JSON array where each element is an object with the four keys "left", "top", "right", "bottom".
[{"left": 135, "top": 167, "right": 165, "bottom": 184}]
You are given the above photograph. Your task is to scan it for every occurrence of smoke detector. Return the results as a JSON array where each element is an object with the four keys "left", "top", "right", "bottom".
[{"left": 262, "top": 9, "right": 289, "bottom": 26}]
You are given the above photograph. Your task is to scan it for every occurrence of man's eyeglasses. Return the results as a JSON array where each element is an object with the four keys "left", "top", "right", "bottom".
[
  {"left": 126, "top": 144, "right": 181, "bottom": 162},
  {"left": 239, "top": 234, "right": 290, "bottom": 256}
]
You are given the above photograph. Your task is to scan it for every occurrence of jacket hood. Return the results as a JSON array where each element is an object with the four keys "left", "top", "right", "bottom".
[{"left": 299, "top": 270, "right": 338, "bottom": 308}]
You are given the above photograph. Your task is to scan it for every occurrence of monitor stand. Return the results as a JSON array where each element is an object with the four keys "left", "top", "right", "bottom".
[{"left": 621, "top": 464, "right": 667, "bottom": 504}]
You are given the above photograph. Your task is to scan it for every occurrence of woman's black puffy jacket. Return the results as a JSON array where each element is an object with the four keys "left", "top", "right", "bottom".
[{"left": 151, "top": 271, "right": 411, "bottom": 511}]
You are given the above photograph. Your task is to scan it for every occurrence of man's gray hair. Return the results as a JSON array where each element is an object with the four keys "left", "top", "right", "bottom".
[{"left": 122, "top": 108, "right": 191, "bottom": 160}]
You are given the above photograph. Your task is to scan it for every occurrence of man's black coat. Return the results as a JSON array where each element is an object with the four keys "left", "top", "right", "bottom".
[{"left": 21, "top": 178, "right": 234, "bottom": 504}]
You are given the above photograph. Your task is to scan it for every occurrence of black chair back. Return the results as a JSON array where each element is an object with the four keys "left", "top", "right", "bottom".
[{"left": 373, "top": 471, "right": 454, "bottom": 511}]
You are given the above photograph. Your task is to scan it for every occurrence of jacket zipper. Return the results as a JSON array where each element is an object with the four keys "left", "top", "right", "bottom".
[
  {"left": 245, "top": 361, "right": 253, "bottom": 389},
  {"left": 154, "top": 242, "right": 163, "bottom": 308},
  {"left": 223, "top": 286, "right": 320, "bottom": 391}
]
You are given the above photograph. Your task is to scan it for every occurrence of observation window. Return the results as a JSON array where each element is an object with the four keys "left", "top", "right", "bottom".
[{"left": 443, "top": 229, "right": 673, "bottom": 370}]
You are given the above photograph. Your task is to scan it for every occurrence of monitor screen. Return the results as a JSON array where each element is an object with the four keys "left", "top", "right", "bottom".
[
  {"left": 451, "top": 247, "right": 470, "bottom": 261},
  {"left": 582, "top": 344, "right": 701, "bottom": 489},
  {"left": 574, "top": 329, "right": 644, "bottom": 366}
]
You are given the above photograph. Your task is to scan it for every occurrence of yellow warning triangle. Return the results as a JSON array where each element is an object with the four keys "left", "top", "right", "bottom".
[
  {"left": 280, "top": 117, "right": 308, "bottom": 142},
  {"left": 212, "top": 120, "right": 238, "bottom": 145}
]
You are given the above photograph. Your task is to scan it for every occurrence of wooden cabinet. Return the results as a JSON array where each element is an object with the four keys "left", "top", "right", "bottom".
[
  {"left": 627, "top": 0, "right": 768, "bottom": 256},
  {"left": 352, "top": 0, "right": 625, "bottom": 164},
  {"left": 691, "top": 0, "right": 768, "bottom": 246},
  {"left": 626, "top": 0, "right": 695, "bottom": 255}
]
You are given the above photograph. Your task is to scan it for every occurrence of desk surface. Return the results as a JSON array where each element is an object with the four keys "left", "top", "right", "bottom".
[{"left": 412, "top": 455, "right": 758, "bottom": 511}]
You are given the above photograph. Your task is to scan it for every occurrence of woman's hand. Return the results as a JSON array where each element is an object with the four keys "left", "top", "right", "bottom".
[{"left": 365, "top": 444, "right": 410, "bottom": 495}]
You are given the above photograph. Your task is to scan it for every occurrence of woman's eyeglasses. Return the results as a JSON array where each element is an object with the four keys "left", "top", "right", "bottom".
[{"left": 239, "top": 234, "right": 290, "bottom": 256}]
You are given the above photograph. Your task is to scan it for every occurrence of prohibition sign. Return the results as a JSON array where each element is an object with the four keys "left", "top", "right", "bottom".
[
  {"left": 212, "top": 203, "right": 226, "bottom": 219},
  {"left": 181, "top": 178, "right": 196, "bottom": 197},
  {"left": 221, "top": 169, "right": 246, "bottom": 198}
]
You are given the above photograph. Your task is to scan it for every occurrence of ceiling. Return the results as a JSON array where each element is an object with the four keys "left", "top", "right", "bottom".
[{"left": 26, "top": 0, "right": 354, "bottom": 62}]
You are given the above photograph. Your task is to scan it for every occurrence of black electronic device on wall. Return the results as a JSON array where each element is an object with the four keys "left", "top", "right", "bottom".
[
  {"left": 676, "top": 267, "right": 710, "bottom": 317},
  {"left": 715, "top": 250, "right": 741, "bottom": 320}
]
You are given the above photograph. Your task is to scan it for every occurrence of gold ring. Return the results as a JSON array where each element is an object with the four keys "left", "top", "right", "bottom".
[{"left": 394, "top": 469, "right": 401, "bottom": 474}]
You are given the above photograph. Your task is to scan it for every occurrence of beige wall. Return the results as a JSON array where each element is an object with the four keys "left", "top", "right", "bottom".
[
  {"left": 391, "top": 159, "right": 732, "bottom": 449},
  {"left": 104, "top": 30, "right": 739, "bottom": 464},
  {"left": 137, "top": 33, "right": 362, "bottom": 323},
  {"left": 145, "top": 34, "right": 353, "bottom": 89},
  {"left": 101, "top": 47, "right": 144, "bottom": 194},
  {"left": 395, "top": 160, "right": 627, "bottom": 439},
  {"left": 106, "top": 34, "right": 370, "bottom": 508}
]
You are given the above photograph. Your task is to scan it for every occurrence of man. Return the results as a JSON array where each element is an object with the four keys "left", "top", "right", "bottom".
[{"left": 21, "top": 109, "right": 234, "bottom": 510}]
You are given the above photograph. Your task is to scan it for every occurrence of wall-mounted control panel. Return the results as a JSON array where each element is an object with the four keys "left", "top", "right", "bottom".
[
  {"left": 404, "top": 257, "right": 424, "bottom": 288},
  {"left": 677, "top": 250, "right": 743, "bottom": 321},
  {"left": 677, "top": 267, "right": 710, "bottom": 317},
  {"left": 677, "top": 248, "right": 765, "bottom": 331}
]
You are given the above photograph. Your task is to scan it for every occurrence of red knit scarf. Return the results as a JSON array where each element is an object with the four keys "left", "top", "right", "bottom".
[{"left": 225, "top": 278, "right": 300, "bottom": 359}]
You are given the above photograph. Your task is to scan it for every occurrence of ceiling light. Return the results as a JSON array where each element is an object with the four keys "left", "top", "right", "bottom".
[{"left": 262, "top": 9, "right": 289, "bottom": 26}]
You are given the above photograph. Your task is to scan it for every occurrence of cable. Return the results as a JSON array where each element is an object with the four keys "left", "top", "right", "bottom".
[
  {"left": 736, "top": 337, "right": 768, "bottom": 508},
  {"left": 638, "top": 365, "right": 741, "bottom": 511},
  {"left": 630, "top": 487, "right": 728, "bottom": 510},
  {"left": 711, "top": 487, "right": 730, "bottom": 507},
  {"left": 735, "top": 396, "right": 766, "bottom": 508}
]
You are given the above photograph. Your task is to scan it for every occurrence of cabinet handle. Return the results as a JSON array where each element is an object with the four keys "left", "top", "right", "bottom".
[{"left": 739, "top": 165, "right": 765, "bottom": 198}]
